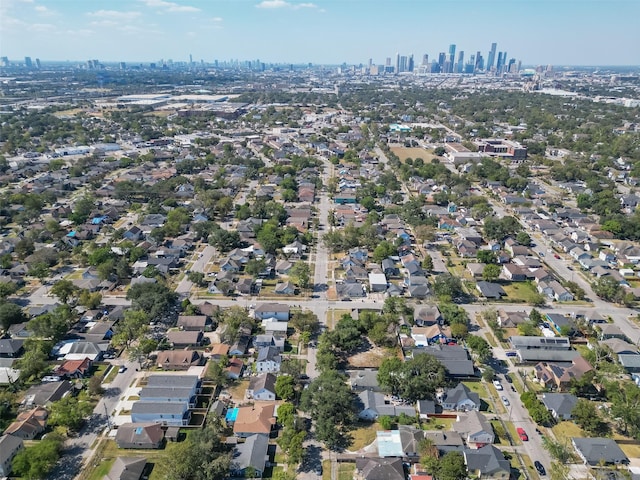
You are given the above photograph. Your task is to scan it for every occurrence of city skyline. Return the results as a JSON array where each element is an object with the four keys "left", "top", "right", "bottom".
[{"left": 1, "top": 0, "right": 640, "bottom": 66}]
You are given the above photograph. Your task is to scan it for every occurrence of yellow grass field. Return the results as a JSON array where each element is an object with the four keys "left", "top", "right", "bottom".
[{"left": 389, "top": 147, "right": 437, "bottom": 163}]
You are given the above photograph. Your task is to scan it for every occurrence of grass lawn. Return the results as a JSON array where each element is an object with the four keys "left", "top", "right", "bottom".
[
  {"left": 87, "top": 458, "right": 115, "bottom": 480},
  {"left": 463, "top": 381, "right": 489, "bottom": 399},
  {"left": 82, "top": 439, "right": 184, "bottom": 480},
  {"left": 422, "top": 417, "right": 456, "bottom": 430},
  {"left": 519, "top": 453, "right": 539, "bottom": 480},
  {"left": 349, "top": 422, "right": 379, "bottom": 450},
  {"left": 552, "top": 421, "right": 584, "bottom": 442},
  {"left": 93, "top": 364, "right": 108, "bottom": 379},
  {"left": 338, "top": 463, "right": 356, "bottom": 480},
  {"left": 103, "top": 366, "right": 118, "bottom": 384},
  {"left": 617, "top": 441, "right": 640, "bottom": 458},
  {"left": 504, "top": 421, "right": 523, "bottom": 446},
  {"left": 322, "top": 460, "right": 331, "bottom": 480},
  {"left": 491, "top": 420, "right": 510, "bottom": 446},
  {"left": 502, "top": 282, "right": 541, "bottom": 303},
  {"left": 389, "top": 146, "right": 437, "bottom": 163}
]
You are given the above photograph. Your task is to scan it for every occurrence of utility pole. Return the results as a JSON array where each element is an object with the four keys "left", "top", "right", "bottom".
[{"left": 104, "top": 402, "right": 111, "bottom": 430}]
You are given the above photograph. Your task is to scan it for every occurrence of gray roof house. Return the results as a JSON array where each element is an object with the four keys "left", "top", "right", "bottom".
[
  {"left": 572, "top": 438, "right": 629, "bottom": 466},
  {"left": 231, "top": 433, "right": 269, "bottom": 478},
  {"left": 348, "top": 369, "right": 382, "bottom": 392},
  {"left": 0, "top": 434, "right": 24, "bottom": 477},
  {"left": 104, "top": 457, "right": 147, "bottom": 480},
  {"left": 256, "top": 346, "right": 282, "bottom": 373},
  {"left": 130, "top": 401, "right": 191, "bottom": 426},
  {"left": 355, "top": 457, "right": 405, "bottom": 480},
  {"left": 476, "top": 281, "right": 506, "bottom": 299},
  {"left": 438, "top": 383, "right": 481, "bottom": 412},
  {"left": 115, "top": 423, "right": 165, "bottom": 449},
  {"left": 541, "top": 393, "right": 579, "bottom": 421},
  {"left": 247, "top": 373, "right": 277, "bottom": 401},
  {"left": 453, "top": 411, "right": 494, "bottom": 448},
  {"left": 464, "top": 445, "right": 511, "bottom": 479},
  {"left": 357, "top": 390, "right": 416, "bottom": 420},
  {"left": 410, "top": 346, "right": 475, "bottom": 377}
]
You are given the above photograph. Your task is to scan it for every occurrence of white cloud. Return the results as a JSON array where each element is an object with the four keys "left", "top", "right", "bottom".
[
  {"left": 87, "top": 10, "right": 142, "bottom": 21},
  {"left": 211, "top": 16, "right": 223, "bottom": 22},
  {"left": 256, "top": 0, "right": 319, "bottom": 9},
  {"left": 140, "top": 0, "right": 200, "bottom": 13},
  {"left": 34, "top": 5, "right": 53, "bottom": 15}
]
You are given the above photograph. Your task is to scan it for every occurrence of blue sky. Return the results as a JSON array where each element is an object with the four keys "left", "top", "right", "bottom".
[{"left": 1, "top": 0, "right": 639, "bottom": 66}]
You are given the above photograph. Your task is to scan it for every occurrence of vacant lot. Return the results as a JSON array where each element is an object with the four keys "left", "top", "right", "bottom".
[
  {"left": 390, "top": 147, "right": 437, "bottom": 163},
  {"left": 348, "top": 345, "right": 399, "bottom": 368}
]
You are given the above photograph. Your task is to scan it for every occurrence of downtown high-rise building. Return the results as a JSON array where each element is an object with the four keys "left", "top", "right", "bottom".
[
  {"left": 487, "top": 42, "right": 497, "bottom": 71},
  {"left": 456, "top": 51, "right": 464, "bottom": 73},
  {"left": 448, "top": 44, "right": 456, "bottom": 73}
]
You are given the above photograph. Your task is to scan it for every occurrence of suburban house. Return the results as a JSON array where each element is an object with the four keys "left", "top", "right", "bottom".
[
  {"left": 176, "top": 315, "right": 210, "bottom": 331},
  {"left": 104, "top": 457, "right": 147, "bottom": 480},
  {"left": 247, "top": 373, "right": 277, "bottom": 401},
  {"left": 115, "top": 423, "right": 165, "bottom": 449},
  {"left": 130, "top": 402, "right": 191, "bottom": 426},
  {"left": 476, "top": 281, "right": 506, "bottom": 299},
  {"left": 357, "top": 390, "right": 415, "bottom": 420},
  {"left": 3, "top": 407, "right": 48, "bottom": 440},
  {"left": 438, "top": 383, "right": 481, "bottom": 412},
  {"left": 230, "top": 433, "right": 269, "bottom": 478},
  {"left": 414, "top": 306, "right": 442, "bottom": 326},
  {"left": 0, "top": 434, "right": 24, "bottom": 477},
  {"left": 464, "top": 445, "right": 511, "bottom": 479},
  {"left": 22, "top": 380, "right": 73, "bottom": 408},
  {"left": 535, "top": 356, "right": 593, "bottom": 390},
  {"left": 541, "top": 393, "right": 579, "bottom": 421},
  {"left": 409, "top": 346, "right": 475, "bottom": 378},
  {"left": 53, "top": 357, "right": 93, "bottom": 379},
  {"left": 155, "top": 350, "right": 203, "bottom": 370},
  {"left": 256, "top": 346, "right": 282, "bottom": 373},
  {"left": 225, "top": 358, "right": 245, "bottom": 380},
  {"left": 572, "top": 437, "right": 629, "bottom": 466},
  {"left": 355, "top": 457, "right": 405, "bottom": 480},
  {"left": 139, "top": 386, "right": 197, "bottom": 408},
  {"left": 453, "top": 411, "right": 494, "bottom": 448},
  {"left": 497, "top": 310, "right": 528, "bottom": 328},
  {"left": 232, "top": 403, "right": 276, "bottom": 438},
  {"left": 166, "top": 330, "right": 203, "bottom": 348},
  {"left": 254, "top": 303, "right": 290, "bottom": 321}
]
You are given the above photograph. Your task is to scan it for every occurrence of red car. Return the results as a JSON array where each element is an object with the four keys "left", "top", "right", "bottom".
[
  {"left": 517, "top": 427, "right": 528, "bottom": 441},
  {"left": 553, "top": 254, "right": 560, "bottom": 259}
]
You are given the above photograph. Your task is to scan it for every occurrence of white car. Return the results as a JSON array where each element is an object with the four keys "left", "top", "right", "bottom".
[{"left": 493, "top": 380, "right": 503, "bottom": 391}]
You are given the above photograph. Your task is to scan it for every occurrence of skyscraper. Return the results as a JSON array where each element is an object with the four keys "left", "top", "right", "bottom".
[
  {"left": 487, "top": 42, "right": 497, "bottom": 71},
  {"left": 395, "top": 53, "right": 400, "bottom": 74},
  {"left": 437, "top": 52, "right": 446, "bottom": 73},
  {"left": 24, "top": 57, "right": 32, "bottom": 68},
  {"left": 456, "top": 51, "right": 464, "bottom": 73},
  {"left": 421, "top": 54, "right": 429, "bottom": 66},
  {"left": 448, "top": 44, "right": 456, "bottom": 73},
  {"left": 408, "top": 54, "right": 414, "bottom": 73}
]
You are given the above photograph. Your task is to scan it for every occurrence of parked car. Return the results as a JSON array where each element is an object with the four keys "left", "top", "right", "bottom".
[
  {"left": 554, "top": 254, "right": 560, "bottom": 259},
  {"left": 517, "top": 427, "right": 528, "bottom": 441},
  {"left": 501, "top": 396, "right": 510, "bottom": 407},
  {"left": 493, "top": 380, "right": 503, "bottom": 391},
  {"left": 534, "top": 461, "right": 546, "bottom": 476},
  {"left": 118, "top": 366, "right": 126, "bottom": 373}
]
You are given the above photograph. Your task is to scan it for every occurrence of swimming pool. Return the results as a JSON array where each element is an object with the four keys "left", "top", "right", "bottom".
[{"left": 225, "top": 407, "right": 239, "bottom": 422}]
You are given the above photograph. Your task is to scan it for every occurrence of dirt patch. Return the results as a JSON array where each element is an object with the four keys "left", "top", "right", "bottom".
[
  {"left": 347, "top": 345, "right": 396, "bottom": 368},
  {"left": 389, "top": 147, "right": 437, "bottom": 163}
]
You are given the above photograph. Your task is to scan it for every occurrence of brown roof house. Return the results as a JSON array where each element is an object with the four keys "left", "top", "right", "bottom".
[
  {"left": 156, "top": 350, "right": 203, "bottom": 370},
  {"left": 232, "top": 402, "right": 276, "bottom": 438},
  {"left": 54, "top": 357, "right": 93, "bottom": 379},
  {"left": 166, "top": 330, "right": 203, "bottom": 348},
  {"left": 535, "top": 356, "right": 593, "bottom": 391},
  {"left": 115, "top": 423, "right": 165, "bottom": 449},
  {"left": 3, "top": 407, "right": 48, "bottom": 440},
  {"left": 176, "top": 315, "right": 210, "bottom": 332}
]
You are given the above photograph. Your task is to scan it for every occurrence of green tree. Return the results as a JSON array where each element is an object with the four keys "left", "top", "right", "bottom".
[
  {"left": 126, "top": 282, "right": 177, "bottom": 322},
  {"left": 432, "top": 274, "right": 464, "bottom": 301},
  {"left": 11, "top": 433, "right": 64, "bottom": 480},
  {"left": 433, "top": 451, "right": 467, "bottom": 480},
  {"left": 372, "top": 241, "right": 396, "bottom": 263},
  {"left": 245, "top": 258, "right": 267, "bottom": 277},
  {"left": 477, "top": 250, "right": 497, "bottom": 264},
  {"left": 112, "top": 310, "right": 148, "bottom": 348},
  {"left": 482, "top": 264, "right": 501, "bottom": 282},
  {"left": 482, "top": 366, "right": 496, "bottom": 382},
  {"left": 422, "top": 254, "right": 433, "bottom": 272},
  {"left": 516, "top": 231, "right": 532, "bottom": 246},
  {"left": 275, "top": 375, "right": 296, "bottom": 401},
  {"left": 28, "top": 262, "right": 50, "bottom": 282},
  {"left": 543, "top": 437, "right": 572, "bottom": 463},
  {"left": 0, "top": 302, "right": 27, "bottom": 331},
  {"left": 290, "top": 310, "right": 319, "bottom": 334},
  {"left": 572, "top": 398, "right": 608, "bottom": 436},
  {"left": 50, "top": 280, "right": 77, "bottom": 304},
  {"left": 379, "top": 415, "right": 394, "bottom": 429},
  {"left": 466, "top": 335, "right": 492, "bottom": 363},
  {"left": 378, "top": 354, "right": 447, "bottom": 402},
  {"left": 300, "top": 371, "right": 356, "bottom": 449},
  {"left": 593, "top": 276, "right": 623, "bottom": 302},
  {"left": 289, "top": 261, "right": 311, "bottom": 290},
  {"left": 48, "top": 395, "right": 93, "bottom": 431}
]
